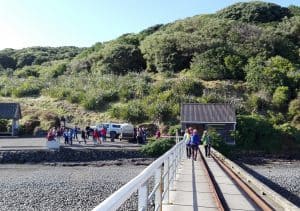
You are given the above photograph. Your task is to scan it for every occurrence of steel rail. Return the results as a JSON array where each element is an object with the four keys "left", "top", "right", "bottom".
[
  {"left": 198, "top": 148, "right": 226, "bottom": 211},
  {"left": 211, "top": 152, "right": 274, "bottom": 211}
]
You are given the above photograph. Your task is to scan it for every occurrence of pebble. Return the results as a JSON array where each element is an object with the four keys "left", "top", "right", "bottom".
[
  {"left": 240, "top": 159, "right": 300, "bottom": 207},
  {"left": 0, "top": 162, "right": 146, "bottom": 211}
]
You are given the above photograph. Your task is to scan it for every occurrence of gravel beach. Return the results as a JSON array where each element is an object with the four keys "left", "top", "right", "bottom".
[
  {"left": 240, "top": 159, "right": 300, "bottom": 207},
  {"left": 0, "top": 159, "right": 150, "bottom": 211}
]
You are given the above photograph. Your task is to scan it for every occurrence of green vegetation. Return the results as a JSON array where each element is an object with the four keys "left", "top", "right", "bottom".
[
  {"left": 0, "top": 1, "right": 299, "bottom": 154},
  {"left": 141, "top": 138, "right": 176, "bottom": 157}
]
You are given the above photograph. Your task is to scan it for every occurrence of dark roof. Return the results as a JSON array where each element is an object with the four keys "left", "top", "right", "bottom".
[
  {"left": 0, "top": 103, "right": 22, "bottom": 119},
  {"left": 181, "top": 103, "right": 236, "bottom": 123}
]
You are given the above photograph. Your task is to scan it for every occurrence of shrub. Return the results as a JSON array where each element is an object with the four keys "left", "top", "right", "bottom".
[
  {"left": 12, "top": 81, "right": 42, "bottom": 97},
  {"left": 245, "top": 94, "right": 268, "bottom": 113},
  {"left": 168, "top": 125, "right": 181, "bottom": 136},
  {"left": 207, "top": 129, "right": 223, "bottom": 148},
  {"left": 0, "top": 119, "right": 9, "bottom": 131},
  {"left": 190, "top": 47, "right": 229, "bottom": 80},
  {"left": 67, "top": 91, "right": 85, "bottom": 104},
  {"left": 272, "top": 86, "right": 290, "bottom": 110},
  {"left": 288, "top": 98, "right": 300, "bottom": 117},
  {"left": 235, "top": 115, "right": 281, "bottom": 152},
  {"left": 141, "top": 138, "right": 176, "bottom": 157},
  {"left": 82, "top": 97, "right": 98, "bottom": 110}
]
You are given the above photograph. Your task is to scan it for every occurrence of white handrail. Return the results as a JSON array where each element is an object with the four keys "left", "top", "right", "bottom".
[{"left": 92, "top": 138, "right": 185, "bottom": 211}]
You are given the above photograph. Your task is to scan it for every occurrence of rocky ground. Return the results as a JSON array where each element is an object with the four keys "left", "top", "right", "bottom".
[
  {"left": 237, "top": 159, "right": 300, "bottom": 207},
  {"left": 0, "top": 159, "right": 153, "bottom": 211}
]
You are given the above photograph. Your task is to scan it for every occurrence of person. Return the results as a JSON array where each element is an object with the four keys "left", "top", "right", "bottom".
[
  {"left": 110, "top": 131, "right": 115, "bottom": 142},
  {"left": 190, "top": 129, "right": 200, "bottom": 161},
  {"left": 60, "top": 116, "right": 66, "bottom": 127},
  {"left": 68, "top": 129, "right": 73, "bottom": 145},
  {"left": 183, "top": 128, "right": 191, "bottom": 159},
  {"left": 137, "top": 128, "right": 143, "bottom": 144},
  {"left": 63, "top": 129, "right": 69, "bottom": 144},
  {"left": 47, "top": 128, "right": 55, "bottom": 141},
  {"left": 85, "top": 126, "right": 90, "bottom": 139},
  {"left": 81, "top": 129, "right": 86, "bottom": 144},
  {"left": 74, "top": 126, "right": 79, "bottom": 141},
  {"left": 100, "top": 127, "right": 107, "bottom": 142},
  {"left": 92, "top": 129, "right": 99, "bottom": 145},
  {"left": 142, "top": 128, "right": 147, "bottom": 143},
  {"left": 202, "top": 130, "right": 211, "bottom": 157},
  {"left": 155, "top": 130, "right": 161, "bottom": 139}
]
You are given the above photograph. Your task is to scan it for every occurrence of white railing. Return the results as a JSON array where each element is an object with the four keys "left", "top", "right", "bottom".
[{"left": 92, "top": 135, "right": 185, "bottom": 211}]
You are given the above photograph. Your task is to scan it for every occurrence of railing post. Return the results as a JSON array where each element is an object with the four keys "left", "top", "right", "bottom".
[
  {"left": 138, "top": 181, "right": 148, "bottom": 211},
  {"left": 163, "top": 156, "right": 169, "bottom": 203},
  {"left": 170, "top": 152, "right": 174, "bottom": 188},
  {"left": 155, "top": 167, "right": 163, "bottom": 211},
  {"left": 174, "top": 146, "right": 177, "bottom": 180}
]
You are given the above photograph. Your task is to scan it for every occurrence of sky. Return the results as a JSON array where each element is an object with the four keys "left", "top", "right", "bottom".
[{"left": 0, "top": 0, "right": 299, "bottom": 50}]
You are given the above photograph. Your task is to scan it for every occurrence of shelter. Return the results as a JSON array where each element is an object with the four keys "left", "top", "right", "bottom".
[
  {"left": 181, "top": 103, "right": 236, "bottom": 144},
  {"left": 0, "top": 103, "right": 22, "bottom": 136}
]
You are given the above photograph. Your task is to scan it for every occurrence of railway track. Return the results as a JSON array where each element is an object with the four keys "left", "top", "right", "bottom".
[{"left": 199, "top": 147, "right": 298, "bottom": 211}]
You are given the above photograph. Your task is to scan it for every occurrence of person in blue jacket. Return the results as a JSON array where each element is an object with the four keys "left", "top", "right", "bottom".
[{"left": 190, "top": 129, "right": 200, "bottom": 161}]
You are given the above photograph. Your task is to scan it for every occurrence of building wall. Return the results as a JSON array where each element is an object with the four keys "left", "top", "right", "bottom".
[{"left": 181, "top": 123, "right": 235, "bottom": 144}]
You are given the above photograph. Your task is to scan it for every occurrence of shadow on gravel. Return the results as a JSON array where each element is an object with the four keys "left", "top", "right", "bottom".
[{"left": 238, "top": 162, "right": 300, "bottom": 207}]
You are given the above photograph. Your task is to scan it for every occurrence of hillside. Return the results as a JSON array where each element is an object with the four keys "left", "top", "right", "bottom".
[{"left": 0, "top": 1, "right": 299, "bottom": 152}]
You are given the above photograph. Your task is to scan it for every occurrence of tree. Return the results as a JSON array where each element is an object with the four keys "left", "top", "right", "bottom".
[
  {"left": 97, "top": 43, "right": 146, "bottom": 74},
  {"left": 190, "top": 47, "right": 229, "bottom": 80},
  {"left": 245, "top": 56, "right": 296, "bottom": 93},
  {"left": 217, "top": 2, "right": 291, "bottom": 23},
  {"left": 0, "top": 54, "right": 16, "bottom": 69},
  {"left": 224, "top": 55, "right": 246, "bottom": 80}
]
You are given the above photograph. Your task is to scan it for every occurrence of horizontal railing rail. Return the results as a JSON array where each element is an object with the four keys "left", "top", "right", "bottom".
[{"left": 92, "top": 135, "right": 185, "bottom": 211}]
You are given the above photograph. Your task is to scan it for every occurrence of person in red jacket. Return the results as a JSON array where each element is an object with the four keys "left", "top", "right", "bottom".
[
  {"left": 155, "top": 130, "right": 161, "bottom": 139},
  {"left": 92, "top": 129, "right": 100, "bottom": 145},
  {"left": 100, "top": 127, "right": 107, "bottom": 142}
]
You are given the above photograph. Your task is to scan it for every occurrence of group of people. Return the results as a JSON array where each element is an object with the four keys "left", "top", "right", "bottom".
[
  {"left": 183, "top": 128, "right": 212, "bottom": 160},
  {"left": 46, "top": 125, "right": 108, "bottom": 146},
  {"left": 91, "top": 127, "right": 107, "bottom": 145},
  {"left": 135, "top": 127, "right": 147, "bottom": 144}
]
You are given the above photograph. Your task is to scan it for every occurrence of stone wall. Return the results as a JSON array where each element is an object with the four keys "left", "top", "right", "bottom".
[{"left": 0, "top": 148, "right": 145, "bottom": 163}]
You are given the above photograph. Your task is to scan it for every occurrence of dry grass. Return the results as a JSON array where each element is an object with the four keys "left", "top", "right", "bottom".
[{"left": 0, "top": 96, "right": 113, "bottom": 129}]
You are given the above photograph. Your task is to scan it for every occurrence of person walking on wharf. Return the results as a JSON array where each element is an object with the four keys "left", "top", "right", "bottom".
[
  {"left": 183, "top": 128, "right": 191, "bottom": 159},
  {"left": 202, "top": 130, "right": 212, "bottom": 157},
  {"left": 190, "top": 129, "right": 200, "bottom": 161},
  {"left": 81, "top": 129, "right": 87, "bottom": 144}
]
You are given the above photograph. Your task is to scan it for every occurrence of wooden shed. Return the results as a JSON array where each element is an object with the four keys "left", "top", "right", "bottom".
[
  {"left": 181, "top": 103, "right": 236, "bottom": 144},
  {"left": 0, "top": 103, "right": 22, "bottom": 136}
]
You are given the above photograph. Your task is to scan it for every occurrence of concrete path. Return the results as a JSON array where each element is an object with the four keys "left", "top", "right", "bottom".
[
  {"left": 162, "top": 147, "right": 262, "bottom": 211},
  {"left": 162, "top": 156, "right": 219, "bottom": 211}
]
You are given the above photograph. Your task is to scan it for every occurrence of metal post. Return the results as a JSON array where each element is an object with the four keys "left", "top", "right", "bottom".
[
  {"left": 155, "top": 167, "right": 163, "bottom": 211},
  {"left": 173, "top": 147, "right": 177, "bottom": 180},
  {"left": 138, "top": 181, "right": 148, "bottom": 211},
  {"left": 163, "top": 156, "right": 169, "bottom": 203},
  {"left": 170, "top": 152, "right": 174, "bottom": 188}
]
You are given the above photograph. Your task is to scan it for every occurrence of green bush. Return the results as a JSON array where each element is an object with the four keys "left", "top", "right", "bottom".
[
  {"left": 272, "top": 86, "right": 290, "bottom": 110},
  {"left": 288, "top": 98, "right": 300, "bottom": 117},
  {"left": 0, "top": 119, "right": 9, "bottom": 131},
  {"left": 245, "top": 94, "right": 268, "bottom": 113},
  {"left": 141, "top": 138, "right": 176, "bottom": 157},
  {"left": 67, "top": 91, "right": 85, "bottom": 104},
  {"left": 12, "top": 81, "right": 42, "bottom": 97},
  {"left": 235, "top": 115, "right": 281, "bottom": 152},
  {"left": 168, "top": 125, "right": 181, "bottom": 136}
]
